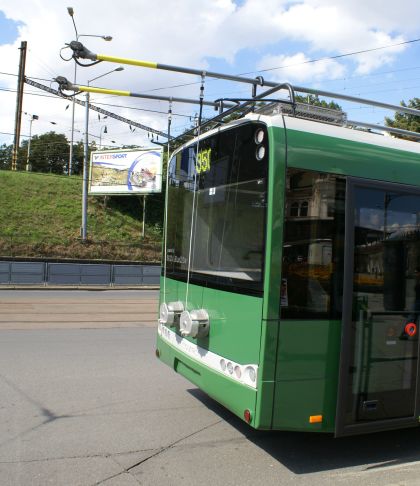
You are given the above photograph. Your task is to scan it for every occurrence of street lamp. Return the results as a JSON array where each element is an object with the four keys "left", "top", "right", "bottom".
[
  {"left": 99, "top": 125, "right": 107, "bottom": 149},
  {"left": 80, "top": 66, "right": 124, "bottom": 241},
  {"left": 24, "top": 113, "right": 38, "bottom": 171},
  {"left": 67, "top": 6, "right": 112, "bottom": 177}
]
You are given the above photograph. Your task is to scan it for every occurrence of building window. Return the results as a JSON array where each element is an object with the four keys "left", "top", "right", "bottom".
[
  {"left": 290, "top": 202, "right": 299, "bottom": 217},
  {"left": 300, "top": 201, "right": 309, "bottom": 217}
]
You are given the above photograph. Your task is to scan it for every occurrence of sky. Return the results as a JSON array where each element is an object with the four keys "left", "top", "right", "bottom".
[{"left": 0, "top": 0, "right": 420, "bottom": 148}]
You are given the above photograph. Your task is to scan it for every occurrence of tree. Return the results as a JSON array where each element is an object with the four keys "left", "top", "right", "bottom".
[
  {"left": 385, "top": 98, "right": 420, "bottom": 140},
  {"left": 72, "top": 141, "right": 84, "bottom": 175},
  {"left": 295, "top": 94, "right": 342, "bottom": 111},
  {"left": 28, "top": 132, "right": 70, "bottom": 174},
  {"left": 0, "top": 143, "right": 13, "bottom": 170}
]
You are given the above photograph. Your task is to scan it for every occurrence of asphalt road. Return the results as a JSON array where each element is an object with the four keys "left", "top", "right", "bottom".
[{"left": 1, "top": 290, "right": 420, "bottom": 486}]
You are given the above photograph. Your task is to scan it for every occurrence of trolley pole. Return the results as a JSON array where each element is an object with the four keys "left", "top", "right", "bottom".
[
  {"left": 58, "top": 43, "right": 420, "bottom": 140},
  {"left": 12, "top": 41, "right": 27, "bottom": 171},
  {"left": 66, "top": 40, "right": 420, "bottom": 118}
]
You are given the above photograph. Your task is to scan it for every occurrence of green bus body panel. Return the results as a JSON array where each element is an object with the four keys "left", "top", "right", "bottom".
[
  {"left": 269, "top": 124, "right": 420, "bottom": 433},
  {"left": 158, "top": 277, "right": 261, "bottom": 424},
  {"left": 254, "top": 124, "right": 287, "bottom": 429},
  {"left": 272, "top": 320, "right": 341, "bottom": 432},
  {"left": 156, "top": 332, "right": 257, "bottom": 423},
  {"left": 285, "top": 127, "right": 420, "bottom": 184},
  {"left": 158, "top": 120, "right": 420, "bottom": 433},
  {"left": 262, "top": 125, "right": 287, "bottom": 322},
  {"left": 160, "top": 277, "right": 263, "bottom": 364}
]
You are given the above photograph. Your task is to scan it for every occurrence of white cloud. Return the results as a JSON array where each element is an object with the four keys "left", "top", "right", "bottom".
[
  {"left": 0, "top": 0, "right": 418, "bottom": 146},
  {"left": 261, "top": 2, "right": 410, "bottom": 75},
  {"left": 257, "top": 52, "right": 346, "bottom": 82},
  {"left": 303, "top": 0, "right": 420, "bottom": 34}
]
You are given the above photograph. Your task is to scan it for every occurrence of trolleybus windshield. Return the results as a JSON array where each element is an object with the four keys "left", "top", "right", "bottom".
[{"left": 165, "top": 122, "right": 268, "bottom": 295}]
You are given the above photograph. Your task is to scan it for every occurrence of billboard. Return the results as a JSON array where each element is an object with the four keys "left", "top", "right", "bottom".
[{"left": 89, "top": 148, "right": 163, "bottom": 195}]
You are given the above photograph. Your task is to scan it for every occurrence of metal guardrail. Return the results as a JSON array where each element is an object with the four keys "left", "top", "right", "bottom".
[{"left": 0, "top": 261, "right": 160, "bottom": 286}]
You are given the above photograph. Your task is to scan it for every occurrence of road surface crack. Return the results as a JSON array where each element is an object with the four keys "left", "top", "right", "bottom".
[{"left": 92, "top": 419, "right": 223, "bottom": 485}]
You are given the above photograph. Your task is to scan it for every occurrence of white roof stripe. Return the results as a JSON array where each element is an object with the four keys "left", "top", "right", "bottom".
[{"left": 252, "top": 114, "right": 420, "bottom": 155}]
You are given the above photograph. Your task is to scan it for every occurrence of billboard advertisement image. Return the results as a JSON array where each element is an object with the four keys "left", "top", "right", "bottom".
[{"left": 89, "top": 148, "right": 163, "bottom": 195}]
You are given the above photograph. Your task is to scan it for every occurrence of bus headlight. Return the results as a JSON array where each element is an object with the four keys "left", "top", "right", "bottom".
[
  {"left": 256, "top": 145, "right": 266, "bottom": 160},
  {"left": 159, "top": 301, "right": 184, "bottom": 326},
  {"left": 254, "top": 128, "right": 265, "bottom": 144},
  {"left": 244, "top": 366, "right": 257, "bottom": 384},
  {"left": 180, "top": 309, "right": 210, "bottom": 338}
]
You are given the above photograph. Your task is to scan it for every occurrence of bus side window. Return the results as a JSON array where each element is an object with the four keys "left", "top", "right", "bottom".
[{"left": 281, "top": 169, "right": 345, "bottom": 319}]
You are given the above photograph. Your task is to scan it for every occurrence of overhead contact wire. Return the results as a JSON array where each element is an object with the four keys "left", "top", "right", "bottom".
[{"left": 185, "top": 73, "right": 206, "bottom": 308}]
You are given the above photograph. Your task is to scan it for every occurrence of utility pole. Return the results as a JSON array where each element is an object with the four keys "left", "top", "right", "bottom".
[
  {"left": 12, "top": 41, "right": 27, "bottom": 171},
  {"left": 82, "top": 90, "right": 89, "bottom": 241},
  {"left": 81, "top": 67, "right": 123, "bottom": 241}
]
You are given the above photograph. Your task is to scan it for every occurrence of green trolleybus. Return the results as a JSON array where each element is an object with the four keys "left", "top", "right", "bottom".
[
  {"left": 54, "top": 41, "right": 420, "bottom": 436},
  {"left": 156, "top": 100, "right": 420, "bottom": 437}
]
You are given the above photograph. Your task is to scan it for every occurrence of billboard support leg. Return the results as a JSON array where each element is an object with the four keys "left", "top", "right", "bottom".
[{"left": 142, "top": 195, "right": 147, "bottom": 238}]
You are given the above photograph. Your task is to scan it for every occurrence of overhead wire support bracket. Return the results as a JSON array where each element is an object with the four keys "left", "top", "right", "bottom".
[
  {"left": 251, "top": 76, "right": 265, "bottom": 112},
  {"left": 197, "top": 72, "right": 206, "bottom": 130},
  {"left": 174, "top": 82, "right": 296, "bottom": 145},
  {"left": 167, "top": 98, "right": 173, "bottom": 151}
]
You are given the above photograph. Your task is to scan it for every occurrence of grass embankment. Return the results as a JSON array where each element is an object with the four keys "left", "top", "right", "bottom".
[{"left": 0, "top": 171, "right": 162, "bottom": 261}]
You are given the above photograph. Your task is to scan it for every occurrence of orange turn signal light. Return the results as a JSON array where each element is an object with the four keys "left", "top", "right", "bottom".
[{"left": 309, "top": 415, "right": 323, "bottom": 424}]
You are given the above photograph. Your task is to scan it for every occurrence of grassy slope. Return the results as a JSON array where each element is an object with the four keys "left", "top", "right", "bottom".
[{"left": 0, "top": 171, "right": 162, "bottom": 261}]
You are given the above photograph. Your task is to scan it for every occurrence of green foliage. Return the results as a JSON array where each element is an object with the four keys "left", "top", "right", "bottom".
[
  {"left": 72, "top": 140, "right": 85, "bottom": 175},
  {"left": 21, "top": 131, "right": 70, "bottom": 173},
  {"left": 385, "top": 98, "right": 420, "bottom": 140},
  {"left": 0, "top": 144, "right": 12, "bottom": 170},
  {"left": 295, "top": 94, "right": 342, "bottom": 111},
  {"left": 0, "top": 170, "right": 162, "bottom": 261},
  {"left": 0, "top": 132, "right": 97, "bottom": 175}
]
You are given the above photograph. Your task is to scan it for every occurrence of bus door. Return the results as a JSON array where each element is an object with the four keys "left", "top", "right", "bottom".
[{"left": 336, "top": 178, "right": 420, "bottom": 436}]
